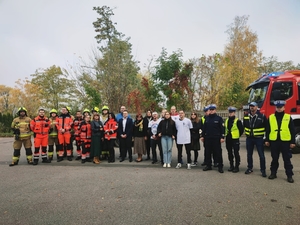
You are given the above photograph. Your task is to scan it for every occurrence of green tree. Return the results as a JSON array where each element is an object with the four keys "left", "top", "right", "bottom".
[
  {"left": 153, "top": 48, "right": 193, "bottom": 110},
  {"left": 0, "top": 85, "right": 12, "bottom": 113},
  {"left": 31, "top": 65, "right": 79, "bottom": 110},
  {"left": 76, "top": 6, "right": 139, "bottom": 113},
  {"left": 258, "top": 56, "right": 299, "bottom": 74}
]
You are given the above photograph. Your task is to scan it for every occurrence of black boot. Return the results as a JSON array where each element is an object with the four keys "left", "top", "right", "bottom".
[
  {"left": 81, "top": 159, "right": 86, "bottom": 164},
  {"left": 228, "top": 163, "right": 234, "bottom": 172},
  {"left": 232, "top": 165, "right": 239, "bottom": 173},
  {"left": 42, "top": 158, "right": 51, "bottom": 163},
  {"left": 57, "top": 157, "right": 64, "bottom": 162},
  {"left": 48, "top": 156, "right": 53, "bottom": 162},
  {"left": 9, "top": 160, "right": 19, "bottom": 167},
  {"left": 32, "top": 159, "right": 39, "bottom": 165},
  {"left": 75, "top": 156, "right": 81, "bottom": 160},
  {"left": 67, "top": 156, "right": 72, "bottom": 161}
]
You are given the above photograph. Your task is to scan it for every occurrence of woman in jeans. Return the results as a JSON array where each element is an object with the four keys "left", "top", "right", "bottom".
[{"left": 157, "top": 112, "right": 176, "bottom": 168}]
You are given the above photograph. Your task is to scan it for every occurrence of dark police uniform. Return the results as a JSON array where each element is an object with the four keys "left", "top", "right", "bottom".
[
  {"left": 265, "top": 100, "right": 295, "bottom": 183},
  {"left": 201, "top": 104, "right": 225, "bottom": 173}
]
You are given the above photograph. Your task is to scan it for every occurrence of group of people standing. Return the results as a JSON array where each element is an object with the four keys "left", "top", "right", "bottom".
[{"left": 9, "top": 101, "right": 295, "bottom": 183}]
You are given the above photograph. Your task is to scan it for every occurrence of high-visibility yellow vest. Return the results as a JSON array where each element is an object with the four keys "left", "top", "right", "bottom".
[
  {"left": 269, "top": 114, "right": 291, "bottom": 141},
  {"left": 225, "top": 118, "right": 240, "bottom": 138}
]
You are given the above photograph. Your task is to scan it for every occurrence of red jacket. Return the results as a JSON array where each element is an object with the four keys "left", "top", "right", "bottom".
[
  {"left": 104, "top": 119, "right": 118, "bottom": 140},
  {"left": 79, "top": 121, "right": 92, "bottom": 140},
  {"left": 30, "top": 116, "right": 50, "bottom": 135},
  {"left": 56, "top": 113, "right": 73, "bottom": 134}
]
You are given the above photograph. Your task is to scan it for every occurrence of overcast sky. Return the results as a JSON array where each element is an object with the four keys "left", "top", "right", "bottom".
[{"left": 1, "top": 0, "right": 299, "bottom": 87}]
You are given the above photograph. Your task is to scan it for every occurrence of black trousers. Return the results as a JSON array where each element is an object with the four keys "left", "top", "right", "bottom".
[
  {"left": 270, "top": 140, "right": 293, "bottom": 177},
  {"left": 225, "top": 137, "right": 240, "bottom": 166},
  {"left": 107, "top": 139, "right": 115, "bottom": 162},
  {"left": 119, "top": 137, "right": 132, "bottom": 160},
  {"left": 151, "top": 139, "right": 162, "bottom": 163},
  {"left": 145, "top": 134, "right": 151, "bottom": 158},
  {"left": 176, "top": 143, "right": 191, "bottom": 164},
  {"left": 205, "top": 138, "right": 223, "bottom": 168}
]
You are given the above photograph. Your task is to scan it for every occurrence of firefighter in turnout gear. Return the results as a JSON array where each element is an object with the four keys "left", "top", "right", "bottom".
[
  {"left": 225, "top": 107, "right": 244, "bottom": 173},
  {"left": 79, "top": 115, "right": 92, "bottom": 163},
  {"left": 265, "top": 100, "right": 296, "bottom": 183},
  {"left": 73, "top": 110, "right": 83, "bottom": 160},
  {"left": 9, "top": 107, "right": 33, "bottom": 166},
  {"left": 56, "top": 106, "right": 73, "bottom": 162},
  {"left": 48, "top": 109, "right": 59, "bottom": 161},
  {"left": 30, "top": 108, "right": 51, "bottom": 165}
]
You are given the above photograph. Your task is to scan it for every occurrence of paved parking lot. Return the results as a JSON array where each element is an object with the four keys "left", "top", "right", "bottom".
[{"left": 0, "top": 137, "right": 299, "bottom": 225}]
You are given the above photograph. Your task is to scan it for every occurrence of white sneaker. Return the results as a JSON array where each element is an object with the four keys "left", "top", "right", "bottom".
[
  {"left": 187, "top": 163, "right": 191, "bottom": 170},
  {"left": 191, "top": 162, "right": 197, "bottom": 167},
  {"left": 163, "top": 163, "right": 167, "bottom": 168},
  {"left": 167, "top": 163, "right": 171, "bottom": 168},
  {"left": 175, "top": 163, "right": 181, "bottom": 169}
]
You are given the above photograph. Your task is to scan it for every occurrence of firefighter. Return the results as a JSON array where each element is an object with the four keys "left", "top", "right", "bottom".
[
  {"left": 79, "top": 114, "right": 92, "bottom": 163},
  {"left": 83, "top": 108, "right": 91, "bottom": 117},
  {"left": 48, "top": 109, "right": 59, "bottom": 161},
  {"left": 224, "top": 107, "right": 244, "bottom": 172},
  {"left": 9, "top": 107, "right": 33, "bottom": 166},
  {"left": 243, "top": 102, "right": 268, "bottom": 177},
  {"left": 56, "top": 106, "right": 73, "bottom": 162},
  {"left": 30, "top": 108, "right": 51, "bottom": 165},
  {"left": 73, "top": 110, "right": 83, "bottom": 160},
  {"left": 265, "top": 100, "right": 295, "bottom": 183}
]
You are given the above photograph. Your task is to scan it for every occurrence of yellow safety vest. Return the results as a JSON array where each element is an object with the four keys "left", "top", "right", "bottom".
[
  {"left": 225, "top": 118, "right": 240, "bottom": 139},
  {"left": 49, "top": 117, "right": 58, "bottom": 137},
  {"left": 269, "top": 114, "right": 291, "bottom": 141}
]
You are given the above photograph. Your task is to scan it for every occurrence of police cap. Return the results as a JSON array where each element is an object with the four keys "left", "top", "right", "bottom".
[
  {"left": 249, "top": 102, "right": 258, "bottom": 107},
  {"left": 228, "top": 106, "right": 237, "bottom": 112},
  {"left": 208, "top": 104, "right": 217, "bottom": 110},
  {"left": 274, "top": 100, "right": 286, "bottom": 107}
]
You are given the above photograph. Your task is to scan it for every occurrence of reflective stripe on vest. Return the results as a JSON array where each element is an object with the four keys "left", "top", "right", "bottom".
[
  {"left": 225, "top": 118, "right": 240, "bottom": 138},
  {"left": 269, "top": 114, "right": 291, "bottom": 141},
  {"left": 243, "top": 116, "right": 265, "bottom": 136}
]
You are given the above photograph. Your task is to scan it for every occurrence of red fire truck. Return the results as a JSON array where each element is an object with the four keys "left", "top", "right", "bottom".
[{"left": 246, "top": 70, "right": 300, "bottom": 153}]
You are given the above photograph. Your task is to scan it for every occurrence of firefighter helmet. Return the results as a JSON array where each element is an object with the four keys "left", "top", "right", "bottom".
[
  {"left": 83, "top": 108, "right": 91, "bottom": 114},
  {"left": 50, "top": 109, "right": 58, "bottom": 114},
  {"left": 102, "top": 105, "right": 109, "bottom": 111},
  {"left": 92, "top": 107, "right": 100, "bottom": 113},
  {"left": 17, "top": 107, "right": 27, "bottom": 116}
]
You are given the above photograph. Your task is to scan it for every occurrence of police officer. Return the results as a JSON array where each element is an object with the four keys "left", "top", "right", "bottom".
[
  {"left": 225, "top": 107, "right": 244, "bottom": 172},
  {"left": 243, "top": 102, "right": 267, "bottom": 177},
  {"left": 265, "top": 100, "right": 295, "bottom": 183},
  {"left": 9, "top": 107, "right": 33, "bottom": 166},
  {"left": 201, "top": 104, "right": 225, "bottom": 173}
]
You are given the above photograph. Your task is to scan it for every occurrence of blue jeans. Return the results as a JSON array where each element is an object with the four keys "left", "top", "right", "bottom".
[
  {"left": 246, "top": 137, "right": 266, "bottom": 172},
  {"left": 161, "top": 136, "right": 173, "bottom": 164}
]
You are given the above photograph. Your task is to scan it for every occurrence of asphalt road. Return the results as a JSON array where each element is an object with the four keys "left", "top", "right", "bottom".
[{"left": 0, "top": 137, "right": 299, "bottom": 225}]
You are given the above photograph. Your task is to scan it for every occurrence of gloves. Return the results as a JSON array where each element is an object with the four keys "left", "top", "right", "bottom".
[{"left": 49, "top": 128, "right": 53, "bottom": 134}]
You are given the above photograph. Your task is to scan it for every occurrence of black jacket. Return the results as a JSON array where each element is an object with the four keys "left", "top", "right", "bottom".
[
  {"left": 157, "top": 118, "right": 176, "bottom": 137},
  {"left": 201, "top": 113, "right": 225, "bottom": 139}
]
